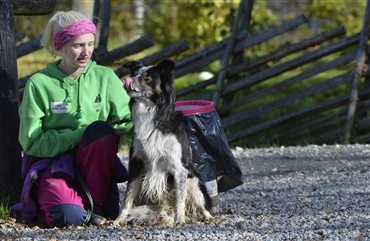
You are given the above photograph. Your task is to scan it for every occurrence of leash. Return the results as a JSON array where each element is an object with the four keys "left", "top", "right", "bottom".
[{"left": 74, "top": 169, "right": 94, "bottom": 225}]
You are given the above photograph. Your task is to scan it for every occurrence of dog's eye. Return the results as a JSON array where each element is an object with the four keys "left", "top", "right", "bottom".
[{"left": 142, "top": 73, "right": 152, "bottom": 82}]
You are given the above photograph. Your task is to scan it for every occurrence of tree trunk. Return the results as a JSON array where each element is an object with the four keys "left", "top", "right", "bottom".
[{"left": 0, "top": 0, "right": 22, "bottom": 194}]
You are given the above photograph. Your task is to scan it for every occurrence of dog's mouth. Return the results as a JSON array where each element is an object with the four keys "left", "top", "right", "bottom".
[{"left": 123, "top": 77, "right": 135, "bottom": 92}]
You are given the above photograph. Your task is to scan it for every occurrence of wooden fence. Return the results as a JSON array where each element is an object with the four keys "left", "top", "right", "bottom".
[{"left": 16, "top": 0, "right": 370, "bottom": 147}]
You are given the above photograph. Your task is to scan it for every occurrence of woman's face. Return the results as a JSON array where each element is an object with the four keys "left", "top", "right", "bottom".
[{"left": 59, "top": 33, "right": 95, "bottom": 70}]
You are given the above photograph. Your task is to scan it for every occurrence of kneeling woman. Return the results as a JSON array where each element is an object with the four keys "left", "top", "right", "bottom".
[{"left": 12, "top": 10, "right": 132, "bottom": 227}]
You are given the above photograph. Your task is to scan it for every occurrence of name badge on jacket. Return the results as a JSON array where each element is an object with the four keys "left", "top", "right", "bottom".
[{"left": 51, "top": 102, "right": 68, "bottom": 114}]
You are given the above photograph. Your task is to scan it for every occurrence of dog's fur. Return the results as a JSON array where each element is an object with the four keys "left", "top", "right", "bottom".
[{"left": 116, "top": 59, "right": 213, "bottom": 226}]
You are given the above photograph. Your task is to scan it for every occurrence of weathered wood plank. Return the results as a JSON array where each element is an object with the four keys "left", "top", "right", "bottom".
[
  {"left": 177, "top": 27, "right": 347, "bottom": 98},
  {"left": 115, "top": 39, "right": 189, "bottom": 77},
  {"left": 228, "top": 26, "right": 347, "bottom": 77},
  {"left": 175, "top": 31, "right": 249, "bottom": 71},
  {"left": 96, "top": 34, "right": 155, "bottom": 65},
  {"left": 13, "top": 0, "right": 55, "bottom": 15},
  {"left": 268, "top": 100, "right": 370, "bottom": 144},
  {"left": 16, "top": 35, "right": 42, "bottom": 57},
  {"left": 357, "top": 132, "right": 370, "bottom": 142},
  {"left": 233, "top": 15, "right": 309, "bottom": 55},
  {"left": 314, "top": 128, "right": 344, "bottom": 145},
  {"left": 312, "top": 102, "right": 370, "bottom": 144},
  {"left": 267, "top": 108, "right": 347, "bottom": 145},
  {"left": 175, "top": 15, "right": 309, "bottom": 78},
  {"left": 355, "top": 114, "right": 370, "bottom": 130},
  {"left": 356, "top": 111, "right": 370, "bottom": 142},
  {"left": 176, "top": 77, "right": 215, "bottom": 97},
  {"left": 227, "top": 86, "right": 370, "bottom": 143},
  {"left": 219, "top": 50, "right": 356, "bottom": 114},
  {"left": 222, "top": 71, "right": 354, "bottom": 128},
  {"left": 222, "top": 33, "right": 363, "bottom": 96}
]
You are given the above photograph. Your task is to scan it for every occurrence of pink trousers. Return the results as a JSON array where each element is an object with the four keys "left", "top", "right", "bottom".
[{"left": 33, "top": 121, "right": 126, "bottom": 227}]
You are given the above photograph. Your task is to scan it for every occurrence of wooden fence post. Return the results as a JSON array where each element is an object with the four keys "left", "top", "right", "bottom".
[
  {"left": 344, "top": 0, "right": 370, "bottom": 143},
  {"left": 13, "top": 0, "right": 55, "bottom": 15},
  {"left": 0, "top": 0, "right": 55, "bottom": 195},
  {"left": 0, "top": 0, "right": 22, "bottom": 193},
  {"left": 212, "top": 0, "right": 246, "bottom": 106},
  {"left": 219, "top": 0, "right": 254, "bottom": 118}
]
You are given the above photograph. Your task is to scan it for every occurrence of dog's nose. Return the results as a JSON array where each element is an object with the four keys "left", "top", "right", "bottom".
[{"left": 123, "top": 77, "right": 134, "bottom": 91}]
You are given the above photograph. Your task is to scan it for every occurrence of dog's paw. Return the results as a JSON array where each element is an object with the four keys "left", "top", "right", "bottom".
[
  {"left": 113, "top": 219, "right": 126, "bottom": 227},
  {"left": 203, "top": 210, "right": 213, "bottom": 220},
  {"left": 114, "top": 215, "right": 128, "bottom": 227},
  {"left": 160, "top": 215, "right": 175, "bottom": 227},
  {"left": 115, "top": 210, "right": 129, "bottom": 226},
  {"left": 174, "top": 213, "right": 186, "bottom": 226}
]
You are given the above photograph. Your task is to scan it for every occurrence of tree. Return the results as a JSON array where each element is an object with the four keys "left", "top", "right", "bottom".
[
  {"left": 0, "top": 0, "right": 22, "bottom": 194},
  {"left": 302, "top": 0, "right": 366, "bottom": 36},
  {"left": 143, "top": 0, "right": 241, "bottom": 53},
  {"left": 0, "top": 0, "right": 55, "bottom": 196}
]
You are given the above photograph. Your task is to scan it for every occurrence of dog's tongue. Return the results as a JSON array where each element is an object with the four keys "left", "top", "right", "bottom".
[{"left": 123, "top": 77, "right": 134, "bottom": 91}]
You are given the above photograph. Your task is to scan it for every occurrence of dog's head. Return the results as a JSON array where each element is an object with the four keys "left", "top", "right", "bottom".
[{"left": 122, "top": 59, "right": 176, "bottom": 105}]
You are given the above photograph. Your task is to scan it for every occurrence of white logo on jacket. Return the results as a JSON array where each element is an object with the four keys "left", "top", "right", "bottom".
[{"left": 51, "top": 102, "right": 68, "bottom": 113}]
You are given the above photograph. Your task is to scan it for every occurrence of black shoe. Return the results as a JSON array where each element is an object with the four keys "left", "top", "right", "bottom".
[{"left": 88, "top": 212, "right": 105, "bottom": 225}]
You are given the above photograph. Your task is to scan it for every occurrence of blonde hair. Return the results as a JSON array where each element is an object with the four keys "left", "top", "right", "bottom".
[{"left": 41, "top": 11, "right": 90, "bottom": 57}]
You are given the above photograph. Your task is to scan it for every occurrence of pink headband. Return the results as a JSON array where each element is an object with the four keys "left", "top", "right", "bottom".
[{"left": 53, "top": 20, "right": 97, "bottom": 51}]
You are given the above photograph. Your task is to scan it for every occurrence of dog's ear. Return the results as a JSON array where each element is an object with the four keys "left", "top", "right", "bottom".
[
  {"left": 155, "top": 59, "right": 176, "bottom": 87},
  {"left": 155, "top": 59, "right": 176, "bottom": 107},
  {"left": 123, "top": 61, "right": 143, "bottom": 76},
  {"left": 155, "top": 59, "right": 175, "bottom": 74}
]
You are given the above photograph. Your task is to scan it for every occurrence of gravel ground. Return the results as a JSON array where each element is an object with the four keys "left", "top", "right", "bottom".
[{"left": 2, "top": 144, "right": 370, "bottom": 240}]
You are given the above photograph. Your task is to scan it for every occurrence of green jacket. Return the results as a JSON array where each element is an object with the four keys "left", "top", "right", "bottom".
[{"left": 19, "top": 59, "right": 132, "bottom": 158}]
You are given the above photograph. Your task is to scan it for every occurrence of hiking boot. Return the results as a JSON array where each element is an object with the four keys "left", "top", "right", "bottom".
[
  {"left": 88, "top": 212, "right": 105, "bottom": 225},
  {"left": 88, "top": 204, "right": 105, "bottom": 225}
]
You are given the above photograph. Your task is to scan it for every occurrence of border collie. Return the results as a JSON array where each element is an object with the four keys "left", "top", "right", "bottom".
[{"left": 116, "top": 59, "right": 213, "bottom": 226}]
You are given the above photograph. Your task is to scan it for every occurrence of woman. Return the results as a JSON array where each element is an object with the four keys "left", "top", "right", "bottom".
[{"left": 12, "top": 11, "right": 133, "bottom": 228}]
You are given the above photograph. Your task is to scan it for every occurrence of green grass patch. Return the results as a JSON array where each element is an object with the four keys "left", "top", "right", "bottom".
[
  {"left": 17, "top": 48, "right": 55, "bottom": 79},
  {"left": 0, "top": 187, "right": 20, "bottom": 223},
  {"left": 0, "top": 195, "right": 12, "bottom": 222}
]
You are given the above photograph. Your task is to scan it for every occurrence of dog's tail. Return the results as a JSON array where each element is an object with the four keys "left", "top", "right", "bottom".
[
  {"left": 126, "top": 205, "right": 159, "bottom": 224},
  {"left": 126, "top": 205, "right": 177, "bottom": 225}
]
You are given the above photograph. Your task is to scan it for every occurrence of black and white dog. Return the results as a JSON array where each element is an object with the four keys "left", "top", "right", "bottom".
[{"left": 116, "top": 59, "right": 213, "bottom": 226}]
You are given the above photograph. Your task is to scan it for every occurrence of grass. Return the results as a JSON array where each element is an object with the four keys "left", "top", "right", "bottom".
[
  {"left": 0, "top": 187, "right": 20, "bottom": 223},
  {"left": 17, "top": 48, "right": 55, "bottom": 79},
  {"left": 0, "top": 196, "right": 12, "bottom": 222}
]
